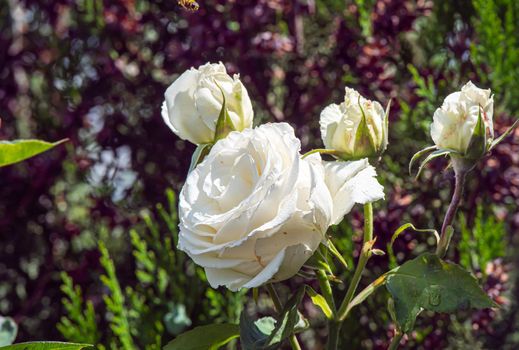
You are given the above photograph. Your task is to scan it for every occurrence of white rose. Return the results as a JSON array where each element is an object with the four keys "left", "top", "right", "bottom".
[
  {"left": 161, "top": 62, "right": 254, "bottom": 145},
  {"left": 431, "top": 81, "right": 493, "bottom": 155},
  {"left": 178, "top": 123, "right": 332, "bottom": 291},
  {"left": 320, "top": 87, "right": 388, "bottom": 160},
  {"left": 322, "top": 159, "right": 385, "bottom": 225}
]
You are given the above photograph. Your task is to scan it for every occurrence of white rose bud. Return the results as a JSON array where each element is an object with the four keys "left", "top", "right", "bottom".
[
  {"left": 320, "top": 87, "right": 389, "bottom": 160},
  {"left": 431, "top": 81, "right": 493, "bottom": 158},
  {"left": 178, "top": 123, "right": 332, "bottom": 291},
  {"left": 161, "top": 62, "right": 254, "bottom": 145}
]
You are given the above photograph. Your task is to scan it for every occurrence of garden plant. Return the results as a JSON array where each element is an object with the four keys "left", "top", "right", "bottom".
[{"left": 1, "top": 1, "right": 519, "bottom": 349}]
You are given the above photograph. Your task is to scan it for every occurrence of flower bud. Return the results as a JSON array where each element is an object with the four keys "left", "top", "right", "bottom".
[
  {"left": 430, "top": 81, "right": 493, "bottom": 159},
  {"left": 161, "top": 62, "right": 254, "bottom": 145},
  {"left": 319, "top": 87, "right": 388, "bottom": 160}
]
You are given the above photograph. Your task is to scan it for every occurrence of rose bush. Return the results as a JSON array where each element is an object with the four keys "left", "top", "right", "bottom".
[
  {"left": 177, "top": 122, "right": 383, "bottom": 290},
  {"left": 161, "top": 62, "right": 254, "bottom": 145},
  {"left": 320, "top": 87, "right": 388, "bottom": 160}
]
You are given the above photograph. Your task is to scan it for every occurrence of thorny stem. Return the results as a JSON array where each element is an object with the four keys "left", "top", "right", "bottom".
[
  {"left": 436, "top": 161, "right": 468, "bottom": 258},
  {"left": 316, "top": 269, "right": 336, "bottom": 313},
  {"left": 265, "top": 284, "right": 302, "bottom": 350},
  {"left": 324, "top": 203, "right": 373, "bottom": 350}
]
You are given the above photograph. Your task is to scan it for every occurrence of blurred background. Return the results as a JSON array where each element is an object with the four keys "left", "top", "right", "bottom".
[{"left": 0, "top": 0, "right": 518, "bottom": 349}]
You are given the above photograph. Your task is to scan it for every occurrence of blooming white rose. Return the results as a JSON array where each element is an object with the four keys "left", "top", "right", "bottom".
[
  {"left": 161, "top": 62, "right": 254, "bottom": 145},
  {"left": 320, "top": 87, "right": 388, "bottom": 160},
  {"left": 322, "top": 159, "right": 385, "bottom": 225},
  {"left": 178, "top": 123, "right": 384, "bottom": 290},
  {"left": 431, "top": 81, "right": 493, "bottom": 155}
]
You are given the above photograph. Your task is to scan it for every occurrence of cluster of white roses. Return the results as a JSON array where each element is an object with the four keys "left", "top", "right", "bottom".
[
  {"left": 162, "top": 62, "right": 504, "bottom": 291},
  {"left": 161, "top": 62, "right": 386, "bottom": 290}
]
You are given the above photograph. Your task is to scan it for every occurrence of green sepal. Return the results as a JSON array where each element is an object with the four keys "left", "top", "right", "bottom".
[
  {"left": 415, "top": 149, "right": 453, "bottom": 179},
  {"left": 465, "top": 107, "right": 488, "bottom": 160},
  {"left": 490, "top": 118, "right": 519, "bottom": 151},
  {"left": 353, "top": 97, "right": 378, "bottom": 158},
  {"left": 188, "top": 143, "right": 211, "bottom": 173},
  {"left": 325, "top": 238, "right": 349, "bottom": 270},
  {"left": 385, "top": 253, "right": 497, "bottom": 333},
  {"left": 214, "top": 87, "right": 237, "bottom": 142},
  {"left": 381, "top": 98, "right": 391, "bottom": 153},
  {"left": 409, "top": 145, "right": 437, "bottom": 175},
  {"left": 390, "top": 223, "right": 439, "bottom": 246}
]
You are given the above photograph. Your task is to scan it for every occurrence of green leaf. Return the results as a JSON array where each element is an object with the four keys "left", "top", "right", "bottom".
[
  {"left": 385, "top": 253, "right": 496, "bottom": 333},
  {"left": 0, "top": 317, "right": 17, "bottom": 346},
  {"left": 490, "top": 118, "right": 519, "bottom": 151},
  {"left": 306, "top": 287, "right": 333, "bottom": 319},
  {"left": 188, "top": 144, "right": 211, "bottom": 173},
  {"left": 0, "top": 342, "right": 92, "bottom": 350},
  {"left": 214, "top": 88, "right": 236, "bottom": 142},
  {"left": 0, "top": 139, "right": 68, "bottom": 168},
  {"left": 390, "top": 223, "right": 439, "bottom": 246},
  {"left": 267, "top": 286, "right": 305, "bottom": 345},
  {"left": 239, "top": 314, "right": 275, "bottom": 350},
  {"left": 409, "top": 145, "right": 437, "bottom": 175},
  {"left": 163, "top": 324, "right": 240, "bottom": 350},
  {"left": 239, "top": 287, "right": 305, "bottom": 349},
  {"left": 466, "top": 107, "right": 488, "bottom": 159}
]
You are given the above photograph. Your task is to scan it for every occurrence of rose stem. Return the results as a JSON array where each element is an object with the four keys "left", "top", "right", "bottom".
[
  {"left": 321, "top": 202, "right": 374, "bottom": 350},
  {"left": 265, "top": 284, "right": 302, "bottom": 350},
  {"left": 388, "top": 329, "right": 404, "bottom": 350},
  {"left": 316, "top": 269, "right": 340, "bottom": 350},
  {"left": 436, "top": 163, "right": 467, "bottom": 258},
  {"left": 337, "top": 202, "right": 373, "bottom": 322}
]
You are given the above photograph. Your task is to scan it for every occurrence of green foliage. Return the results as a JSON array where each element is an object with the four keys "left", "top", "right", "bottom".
[
  {"left": 59, "top": 190, "right": 245, "bottom": 349},
  {"left": 239, "top": 287, "right": 306, "bottom": 350},
  {"left": 386, "top": 253, "right": 496, "bottom": 333},
  {"left": 354, "top": 0, "right": 376, "bottom": 38},
  {"left": 0, "top": 342, "right": 92, "bottom": 350},
  {"left": 163, "top": 324, "right": 240, "bottom": 350},
  {"left": 0, "top": 139, "right": 67, "bottom": 167},
  {"left": 99, "top": 242, "right": 136, "bottom": 350},
  {"left": 471, "top": 0, "right": 519, "bottom": 113},
  {"left": 0, "top": 317, "right": 17, "bottom": 346},
  {"left": 57, "top": 274, "right": 100, "bottom": 344},
  {"left": 459, "top": 205, "right": 506, "bottom": 273}
]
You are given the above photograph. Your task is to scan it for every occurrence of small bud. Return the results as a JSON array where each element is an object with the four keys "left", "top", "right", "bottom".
[
  {"left": 319, "top": 87, "right": 389, "bottom": 160},
  {"left": 162, "top": 62, "right": 253, "bottom": 145},
  {"left": 430, "top": 81, "right": 493, "bottom": 160}
]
